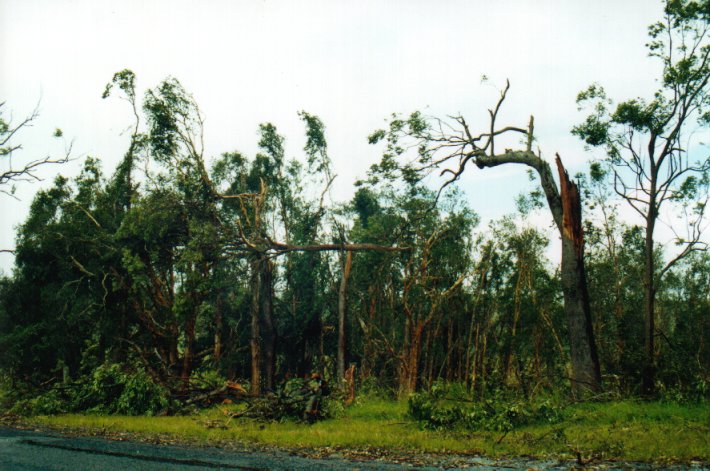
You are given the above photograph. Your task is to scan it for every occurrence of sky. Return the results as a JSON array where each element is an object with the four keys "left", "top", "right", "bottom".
[{"left": 0, "top": 0, "right": 675, "bottom": 274}]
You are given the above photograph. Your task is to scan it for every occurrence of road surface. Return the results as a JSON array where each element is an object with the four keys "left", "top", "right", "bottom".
[
  {"left": 0, "top": 427, "right": 693, "bottom": 470},
  {"left": 1, "top": 427, "right": 435, "bottom": 470}
]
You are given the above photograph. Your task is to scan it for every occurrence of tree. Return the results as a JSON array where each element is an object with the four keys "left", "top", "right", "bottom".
[
  {"left": 573, "top": 0, "right": 710, "bottom": 395},
  {"left": 369, "top": 84, "right": 602, "bottom": 395}
]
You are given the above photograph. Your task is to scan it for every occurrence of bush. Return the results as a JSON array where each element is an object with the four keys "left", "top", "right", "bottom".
[
  {"left": 71, "top": 363, "right": 171, "bottom": 415},
  {"left": 657, "top": 375, "right": 709, "bottom": 404},
  {"left": 10, "top": 389, "right": 68, "bottom": 416},
  {"left": 408, "top": 383, "right": 563, "bottom": 432}
]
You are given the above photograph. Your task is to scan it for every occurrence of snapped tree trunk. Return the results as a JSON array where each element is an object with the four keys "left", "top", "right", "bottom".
[{"left": 554, "top": 155, "right": 602, "bottom": 395}]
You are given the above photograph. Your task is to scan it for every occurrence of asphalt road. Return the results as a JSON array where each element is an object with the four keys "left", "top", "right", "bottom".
[
  {"left": 2, "top": 427, "right": 701, "bottom": 470},
  {"left": 0, "top": 428, "right": 456, "bottom": 471},
  {"left": 0, "top": 427, "right": 425, "bottom": 471}
]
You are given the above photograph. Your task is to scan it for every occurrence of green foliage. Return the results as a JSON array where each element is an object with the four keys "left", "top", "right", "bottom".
[
  {"left": 102, "top": 69, "right": 137, "bottom": 101},
  {"left": 408, "top": 383, "right": 563, "bottom": 432},
  {"left": 11, "top": 389, "right": 68, "bottom": 416},
  {"left": 8, "top": 364, "right": 171, "bottom": 416},
  {"left": 77, "top": 364, "right": 170, "bottom": 415},
  {"left": 74, "top": 364, "right": 170, "bottom": 416},
  {"left": 143, "top": 77, "right": 199, "bottom": 160}
]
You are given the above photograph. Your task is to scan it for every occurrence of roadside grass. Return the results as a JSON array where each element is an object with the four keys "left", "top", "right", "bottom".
[{"left": 29, "top": 398, "right": 710, "bottom": 464}]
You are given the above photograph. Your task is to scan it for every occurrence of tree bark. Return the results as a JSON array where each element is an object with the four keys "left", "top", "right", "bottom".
[
  {"left": 181, "top": 315, "right": 196, "bottom": 391},
  {"left": 642, "top": 208, "right": 657, "bottom": 396},
  {"left": 337, "top": 250, "right": 353, "bottom": 379},
  {"left": 260, "top": 257, "right": 276, "bottom": 391},
  {"left": 555, "top": 155, "right": 602, "bottom": 395},
  {"left": 214, "top": 294, "right": 223, "bottom": 364},
  {"left": 249, "top": 258, "right": 262, "bottom": 396}
]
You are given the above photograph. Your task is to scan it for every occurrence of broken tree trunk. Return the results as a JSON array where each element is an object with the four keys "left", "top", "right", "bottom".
[{"left": 555, "top": 154, "right": 602, "bottom": 395}]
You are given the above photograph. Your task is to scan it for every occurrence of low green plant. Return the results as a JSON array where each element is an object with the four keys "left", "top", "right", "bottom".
[
  {"left": 10, "top": 389, "right": 68, "bottom": 416},
  {"left": 408, "top": 384, "right": 563, "bottom": 432},
  {"left": 10, "top": 363, "right": 172, "bottom": 416}
]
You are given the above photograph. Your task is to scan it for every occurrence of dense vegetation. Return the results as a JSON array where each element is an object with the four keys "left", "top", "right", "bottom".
[{"left": 0, "top": 0, "right": 708, "bottom": 428}]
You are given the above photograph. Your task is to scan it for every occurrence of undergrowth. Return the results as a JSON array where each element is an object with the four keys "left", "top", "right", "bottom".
[{"left": 408, "top": 382, "right": 563, "bottom": 432}]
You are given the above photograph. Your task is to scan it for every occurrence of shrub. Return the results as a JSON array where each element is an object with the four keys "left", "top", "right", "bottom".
[
  {"left": 408, "top": 384, "right": 563, "bottom": 432},
  {"left": 71, "top": 363, "right": 172, "bottom": 415},
  {"left": 10, "top": 389, "right": 68, "bottom": 416}
]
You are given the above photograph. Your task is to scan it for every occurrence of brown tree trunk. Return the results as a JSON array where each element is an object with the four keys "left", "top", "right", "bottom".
[
  {"left": 445, "top": 319, "right": 454, "bottom": 381},
  {"left": 407, "top": 324, "right": 424, "bottom": 393},
  {"left": 337, "top": 250, "right": 353, "bottom": 379},
  {"left": 642, "top": 212, "right": 657, "bottom": 396},
  {"left": 555, "top": 155, "right": 602, "bottom": 395},
  {"left": 214, "top": 294, "right": 223, "bottom": 365},
  {"left": 249, "top": 258, "right": 262, "bottom": 396},
  {"left": 181, "top": 315, "right": 196, "bottom": 391},
  {"left": 260, "top": 257, "right": 276, "bottom": 392},
  {"left": 469, "top": 323, "right": 480, "bottom": 391}
]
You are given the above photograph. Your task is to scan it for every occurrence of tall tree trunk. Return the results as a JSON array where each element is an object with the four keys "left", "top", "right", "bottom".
[
  {"left": 214, "top": 294, "right": 223, "bottom": 365},
  {"left": 181, "top": 315, "right": 196, "bottom": 391},
  {"left": 260, "top": 257, "right": 276, "bottom": 392},
  {"left": 405, "top": 324, "right": 424, "bottom": 395},
  {"left": 249, "top": 258, "right": 262, "bottom": 396},
  {"left": 555, "top": 156, "right": 602, "bottom": 395},
  {"left": 642, "top": 211, "right": 657, "bottom": 396},
  {"left": 337, "top": 251, "right": 353, "bottom": 379},
  {"left": 445, "top": 319, "right": 454, "bottom": 381},
  {"left": 248, "top": 255, "right": 276, "bottom": 395}
]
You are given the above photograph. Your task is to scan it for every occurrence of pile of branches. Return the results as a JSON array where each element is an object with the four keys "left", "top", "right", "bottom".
[
  {"left": 231, "top": 375, "right": 332, "bottom": 423},
  {"left": 176, "top": 381, "right": 250, "bottom": 408}
]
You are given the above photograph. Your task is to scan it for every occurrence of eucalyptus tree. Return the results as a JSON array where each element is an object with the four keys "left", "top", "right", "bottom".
[
  {"left": 573, "top": 0, "right": 709, "bottom": 395},
  {"left": 107, "top": 70, "right": 407, "bottom": 394},
  {"left": 344, "top": 180, "right": 477, "bottom": 395},
  {"left": 0, "top": 159, "right": 109, "bottom": 385}
]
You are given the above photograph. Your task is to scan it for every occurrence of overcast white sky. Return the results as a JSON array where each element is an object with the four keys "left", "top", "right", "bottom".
[{"left": 0, "top": 0, "right": 672, "bottom": 274}]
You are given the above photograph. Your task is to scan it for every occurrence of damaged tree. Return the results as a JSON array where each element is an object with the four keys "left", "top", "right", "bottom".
[{"left": 369, "top": 82, "right": 601, "bottom": 395}]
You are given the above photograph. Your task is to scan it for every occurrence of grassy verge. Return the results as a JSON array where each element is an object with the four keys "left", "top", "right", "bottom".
[{"left": 22, "top": 399, "right": 710, "bottom": 465}]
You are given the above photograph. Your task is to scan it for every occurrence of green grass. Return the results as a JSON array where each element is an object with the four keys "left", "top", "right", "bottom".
[{"left": 28, "top": 399, "right": 710, "bottom": 464}]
